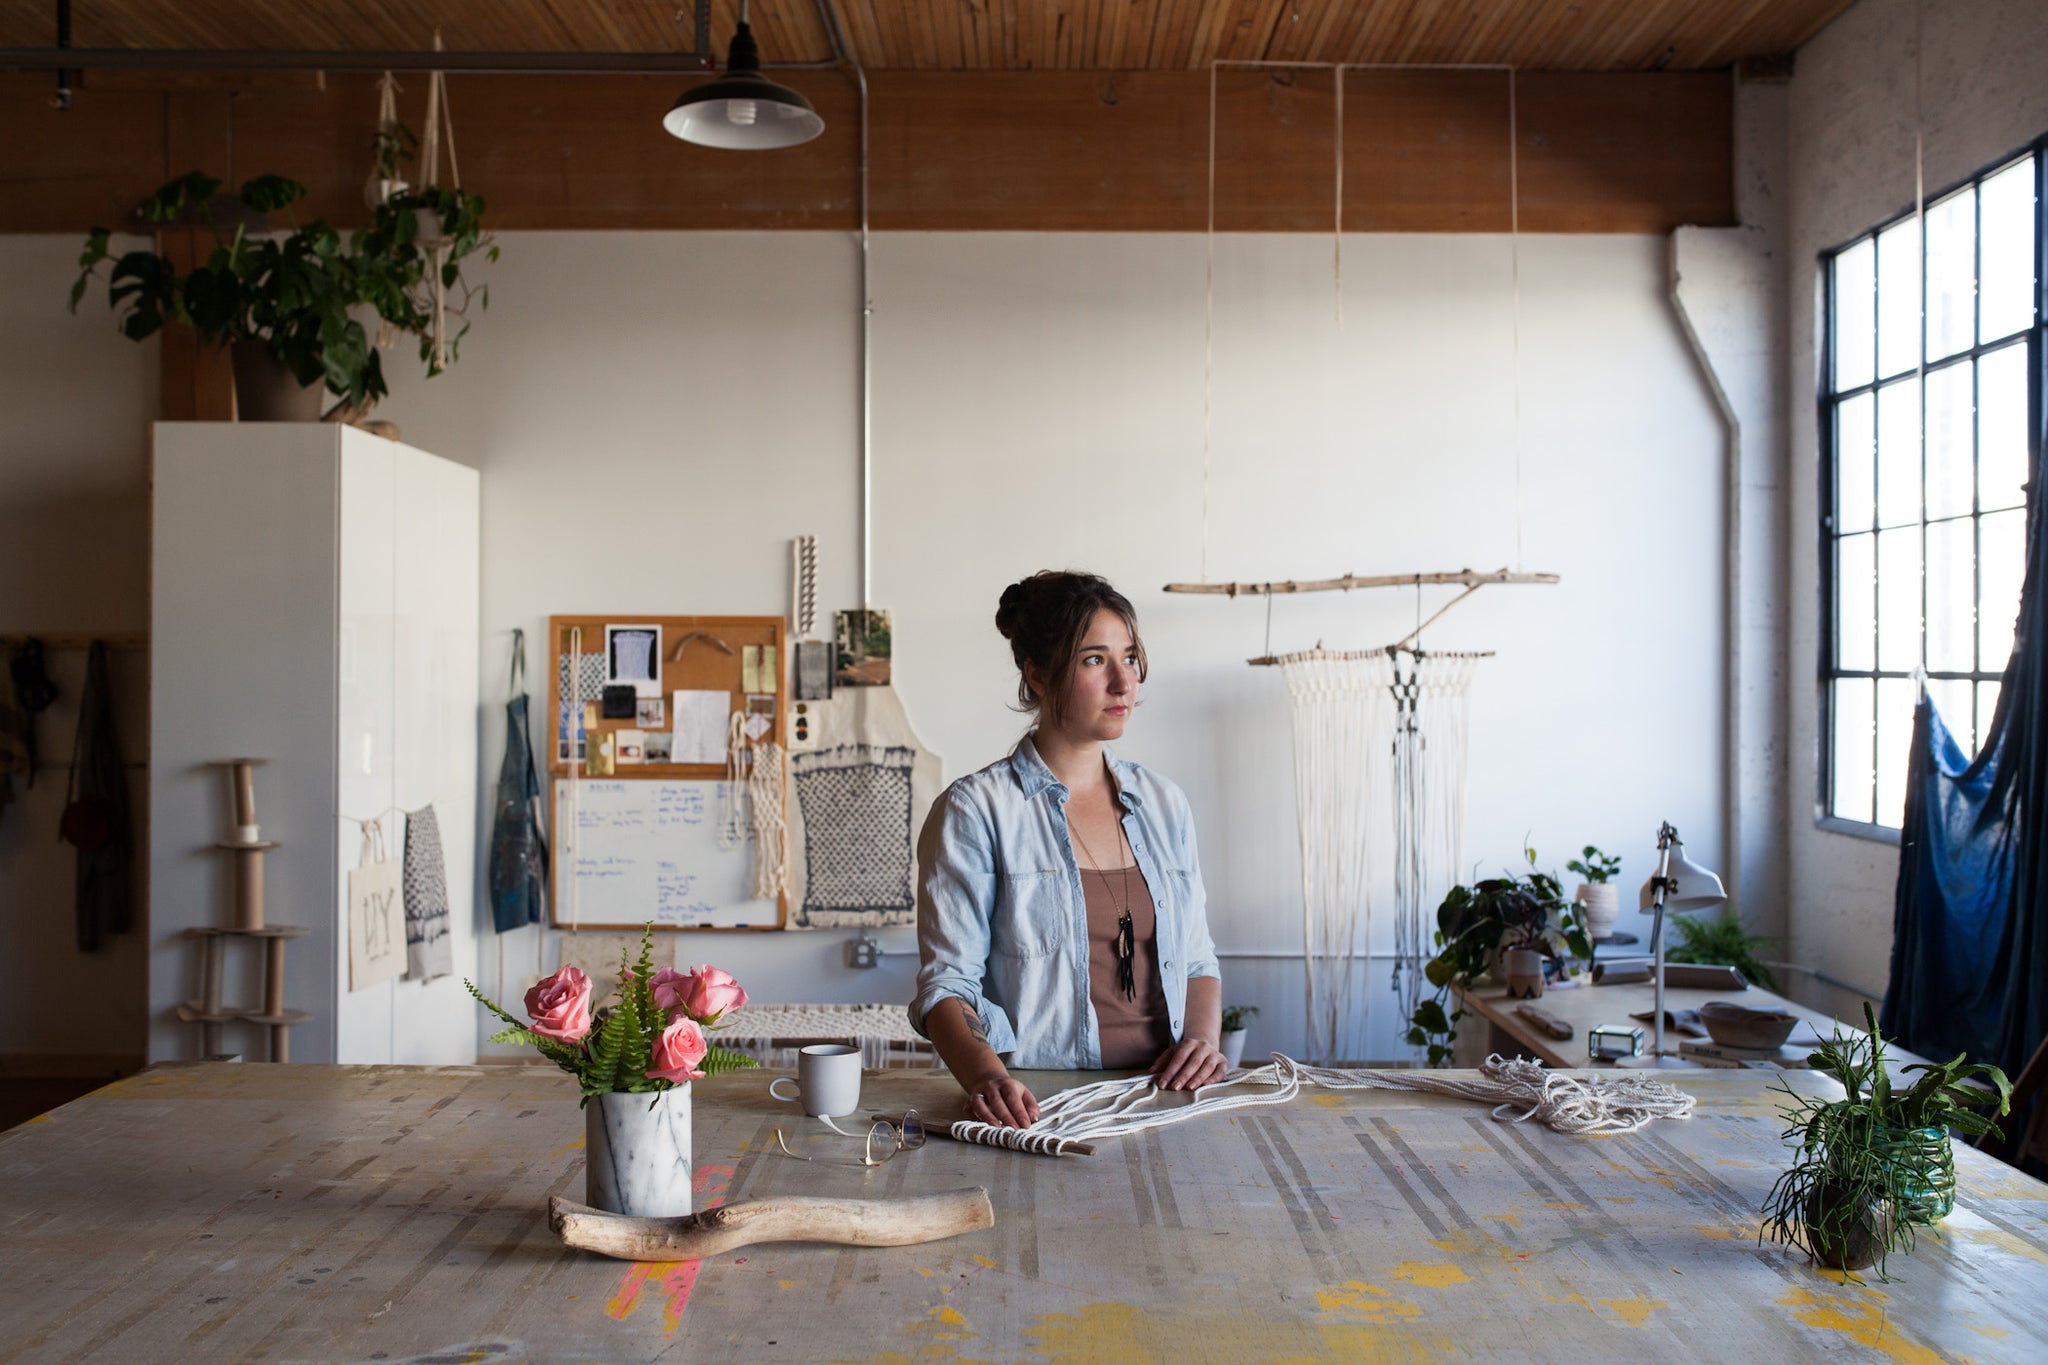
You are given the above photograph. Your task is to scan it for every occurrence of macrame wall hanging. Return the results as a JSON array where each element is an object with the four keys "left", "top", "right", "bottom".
[
  {"left": 1272, "top": 644, "right": 1481, "bottom": 1063},
  {"left": 1387, "top": 650, "right": 1481, "bottom": 1034},
  {"left": 787, "top": 685, "right": 943, "bottom": 929},
  {"left": 1276, "top": 648, "right": 1392, "bottom": 1064},
  {"left": 1162, "top": 62, "right": 1563, "bottom": 1065}
]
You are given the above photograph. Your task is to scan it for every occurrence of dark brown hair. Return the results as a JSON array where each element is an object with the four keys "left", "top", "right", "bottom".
[{"left": 994, "top": 571, "right": 1148, "bottom": 728}]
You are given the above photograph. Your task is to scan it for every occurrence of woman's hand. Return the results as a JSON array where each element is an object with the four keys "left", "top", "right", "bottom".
[
  {"left": 961, "top": 1070, "right": 1040, "bottom": 1128},
  {"left": 1150, "top": 1036, "right": 1227, "bottom": 1090}
]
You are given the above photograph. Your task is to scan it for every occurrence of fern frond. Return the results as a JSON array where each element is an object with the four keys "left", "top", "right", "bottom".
[
  {"left": 699, "top": 1046, "right": 761, "bottom": 1076},
  {"left": 464, "top": 977, "right": 527, "bottom": 1032},
  {"left": 583, "top": 1000, "right": 628, "bottom": 1098}
]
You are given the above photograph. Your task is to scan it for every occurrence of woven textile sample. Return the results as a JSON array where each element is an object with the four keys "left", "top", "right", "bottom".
[
  {"left": 403, "top": 805, "right": 454, "bottom": 981},
  {"left": 792, "top": 744, "right": 916, "bottom": 925}
]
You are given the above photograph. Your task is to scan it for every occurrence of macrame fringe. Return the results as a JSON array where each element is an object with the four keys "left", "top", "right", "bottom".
[{"left": 946, "top": 1053, "right": 1696, "bottom": 1157}]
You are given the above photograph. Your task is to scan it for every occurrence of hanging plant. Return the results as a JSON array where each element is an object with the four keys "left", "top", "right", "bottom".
[{"left": 68, "top": 168, "right": 494, "bottom": 416}]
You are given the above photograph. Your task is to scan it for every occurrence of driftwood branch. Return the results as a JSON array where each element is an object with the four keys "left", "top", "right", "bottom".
[
  {"left": 548, "top": 1187, "right": 995, "bottom": 1261},
  {"left": 1163, "top": 568, "right": 1561, "bottom": 598}
]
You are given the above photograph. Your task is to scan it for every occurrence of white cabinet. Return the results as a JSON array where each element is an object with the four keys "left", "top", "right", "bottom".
[{"left": 150, "top": 424, "right": 480, "bottom": 1064}]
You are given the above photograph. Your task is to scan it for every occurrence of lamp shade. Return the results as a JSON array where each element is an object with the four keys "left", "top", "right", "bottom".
[
  {"left": 1639, "top": 842, "right": 1726, "bottom": 912},
  {"left": 663, "top": 22, "right": 824, "bottom": 150}
]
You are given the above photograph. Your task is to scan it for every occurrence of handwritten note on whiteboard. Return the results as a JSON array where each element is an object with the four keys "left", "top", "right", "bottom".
[{"left": 552, "top": 779, "right": 777, "bottom": 929}]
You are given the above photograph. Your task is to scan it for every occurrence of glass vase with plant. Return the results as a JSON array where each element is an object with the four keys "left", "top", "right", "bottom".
[{"left": 1761, "top": 1004, "right": 2010, "bottom": 1279}]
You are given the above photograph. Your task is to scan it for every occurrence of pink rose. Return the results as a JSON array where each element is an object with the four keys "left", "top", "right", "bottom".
[
  {"left": 647, "top": 1015, "right": 710, "bottom": 1084},
  {"left": 523, "top": 966, "right": 594, "bottom": 1043},
  {"left": 655, "top": 964, "right": 749, "bottom": 1025}
]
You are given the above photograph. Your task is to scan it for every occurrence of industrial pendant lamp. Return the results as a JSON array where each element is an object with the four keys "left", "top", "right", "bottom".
[{"left": 663, "top": 0, "right": 824, "bottom": 150}]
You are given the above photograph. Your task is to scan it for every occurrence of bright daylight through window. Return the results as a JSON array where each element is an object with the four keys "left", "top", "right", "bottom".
[{"left": 1824, "top": 144, "right": 2044, "bottom": 830}]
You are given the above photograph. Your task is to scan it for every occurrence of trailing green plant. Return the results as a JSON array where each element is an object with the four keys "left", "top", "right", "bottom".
[
  {"left": 1221, "top": 1004, "right": 1260, "bottom": 1033},
  {"left": 465, "top": 923, "right": 757, "bottom": 1106},
  {"left": 68, "top": 164, "right": 493, "bottom": 412},
  {"left": 1760, "top": 1003, "right": 2011, "bottom": 1280},
  {"left": 1403, "top": 848, "right": 1592, "bottom": 1066},
  {"left": 1565, "top": 846, "right": 1621, "bottom": 884},
  {"left": 1667, "top": 908, "right": 1779, "bottom": 990}
]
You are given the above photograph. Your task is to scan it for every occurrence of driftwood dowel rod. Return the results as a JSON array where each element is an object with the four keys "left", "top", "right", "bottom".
[
  {"left": 548, "top": 1187, "right": 995, "bottom": 1262},
  {"left": 1163, "top": 569, "right": 1561, "bottom": 597}
]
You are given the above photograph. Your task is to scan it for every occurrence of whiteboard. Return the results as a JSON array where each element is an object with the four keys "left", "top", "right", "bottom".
[{"left": 551, "top": 779, "right": 782, "bottom": 930}]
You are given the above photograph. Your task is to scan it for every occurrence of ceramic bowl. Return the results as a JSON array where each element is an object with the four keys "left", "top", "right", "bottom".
[{"left": 1699, "top": 1000, "right": 1798, "bottom": 1049}]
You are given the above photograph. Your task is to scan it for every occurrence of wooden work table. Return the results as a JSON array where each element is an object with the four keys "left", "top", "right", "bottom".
[
  {"left": 1452, "top": 976, "right": 1925, "bottom": 1071},
  {"left": 4, "top": 1062, "right": 2045, "bottom": 1362}
]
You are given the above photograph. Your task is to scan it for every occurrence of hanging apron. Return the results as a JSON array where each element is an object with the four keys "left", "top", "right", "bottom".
[
  {"left": 59, "top": 641, "right": 133, "bottom": 951},
  {"left": 489, "top": 629, "right": 549, "bottom": 932}
]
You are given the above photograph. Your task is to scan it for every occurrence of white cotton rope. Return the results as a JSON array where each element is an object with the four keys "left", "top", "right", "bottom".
[
  {"left": 719, "top": 710, "right": 750, "bottom": 850},
  {"left": 1390, "top": 652, "right": 1479, "bottom": 1038},
  {"left": 948, "top": 1054, "right": 1694, "bottom": 1157},
  {"left": 747, "top": 739, "right": 789, "bottom": 902},
  {"left": 1279, "top": 650, "right": 1394, "bottom": 1063}
]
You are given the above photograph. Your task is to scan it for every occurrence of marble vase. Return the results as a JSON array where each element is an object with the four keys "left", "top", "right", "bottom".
[{"left": 585, "top": 1086, "right": 693, "bottom": 1217}]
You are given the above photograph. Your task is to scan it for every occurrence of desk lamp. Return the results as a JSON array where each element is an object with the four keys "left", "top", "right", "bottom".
[{"left": 1619, "top": 821, "right": 1725, "bottom": 1067}]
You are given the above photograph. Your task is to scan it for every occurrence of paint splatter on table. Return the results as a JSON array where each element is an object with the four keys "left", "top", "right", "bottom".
[{"left": 0, "top": 1063, "right": 2042, "bottom": 1361}]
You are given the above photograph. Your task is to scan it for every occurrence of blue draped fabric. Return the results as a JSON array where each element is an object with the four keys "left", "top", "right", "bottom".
[
  {"left": 1885, "top": 441, "right": 2048, "bottom": 1081},
  {"left": 1884, "top": 698, "right": 2031, "bottom": 1072}
]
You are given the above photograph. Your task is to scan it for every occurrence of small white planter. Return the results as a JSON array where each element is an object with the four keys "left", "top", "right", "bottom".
[
  {"left": 1576, "top": 882, "right": 1621, "bottom": 941},
  {"left": 1220, "top": 1029, "right": 1249, "bottom": 1068},
  {"left": 1503, "top": 947, "right": 1545, "bottom": 1000},
  {"left": 585, "top": 1085, "right": 692, "bottom": 1217}
]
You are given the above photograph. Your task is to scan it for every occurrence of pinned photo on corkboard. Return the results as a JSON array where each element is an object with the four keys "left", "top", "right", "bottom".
[{"left": 835, "top": 608, "right": 891, "bottom": 687}]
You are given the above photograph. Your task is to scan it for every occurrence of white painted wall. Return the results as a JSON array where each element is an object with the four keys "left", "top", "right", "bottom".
[
  {"left": 377, "top": 229, "right": 1727, "bottom": 1064},
  {"left": 1783, "top": 0, "right": 2048, "bottom": 1021},
  {"left": 0, "top": 235, "right": 154, "bottom": 1064}
]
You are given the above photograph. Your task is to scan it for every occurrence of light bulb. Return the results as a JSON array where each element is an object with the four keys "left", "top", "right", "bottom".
[{"left": 727, "top": 99, "right": 758, "bottom": 126}]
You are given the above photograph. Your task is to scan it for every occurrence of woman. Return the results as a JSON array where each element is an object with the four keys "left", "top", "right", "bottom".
[{"left": 911, "top": 570, "right": 1225, "bottom": 1128}]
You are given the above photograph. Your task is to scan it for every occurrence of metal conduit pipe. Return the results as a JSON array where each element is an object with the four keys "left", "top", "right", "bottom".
[
  {"left": 0, "top": 47, "right": 842, "bottom": 74},
  {"left": 812, "top": 0, "right": 872, "bottom": 609}
]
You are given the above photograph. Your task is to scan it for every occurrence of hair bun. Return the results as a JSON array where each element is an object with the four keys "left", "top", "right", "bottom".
[{"left": 994, "top": 580, "right": 1030, "bottom": 641}]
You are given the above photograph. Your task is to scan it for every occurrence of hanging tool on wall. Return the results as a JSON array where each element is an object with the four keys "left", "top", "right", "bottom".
[{"left": 791, "top": 534, "right": 832, "bottom": 714}]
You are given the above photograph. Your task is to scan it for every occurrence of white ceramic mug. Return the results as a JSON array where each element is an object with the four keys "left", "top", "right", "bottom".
[{"left": 768, "top": 1043, "right": 862, "bottom": 1117}]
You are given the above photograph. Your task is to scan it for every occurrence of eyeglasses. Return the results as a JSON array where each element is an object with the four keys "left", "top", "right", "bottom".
[{"left": 773, "top": 1110, "right": 926, "bottom": 1168}]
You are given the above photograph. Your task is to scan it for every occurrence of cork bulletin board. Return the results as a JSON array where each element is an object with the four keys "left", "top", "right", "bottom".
[{"left": 547, "top": 615, "right": 788, "bottom": 931}]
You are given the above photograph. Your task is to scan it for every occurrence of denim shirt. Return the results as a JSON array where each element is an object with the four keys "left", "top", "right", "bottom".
[{"left": 910, "top": 736, "right": 1221, "bottom": 1069}]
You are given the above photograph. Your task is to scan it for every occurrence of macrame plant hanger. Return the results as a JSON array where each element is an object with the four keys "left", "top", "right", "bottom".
[
  {"left": 416, "top": 30, "right": 460, "bottom": 374},
  {"left": 1167, "top": 64, "right": 1560, "bottom": 1064}
]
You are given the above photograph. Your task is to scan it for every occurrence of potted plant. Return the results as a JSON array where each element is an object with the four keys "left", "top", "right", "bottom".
[
  {"left": 1761, "top": 1004, "right": 2010, "bottom": 1278},
  {"left": 1219, "top": 1004, "right": 1259, "bottom": 1068},
  {"left": 1404, "top": 849, "right": 1592, "bottom": 1065},
  {"left": 1669, "top": 908, "right": 1779, "bottom": 989},
  {"left": 1566, "top": 845, "right": 1622, "bottom": 941},
  {"left": 69, "top": 168, "right": 492, "bottom": 422},
  {"left": 466, "top": 924, "right": 757, "bottom": 1217}
]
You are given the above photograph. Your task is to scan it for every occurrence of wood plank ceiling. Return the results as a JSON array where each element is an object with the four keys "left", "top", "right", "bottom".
[{"left": 0, "top": 0, "right": 1856, "bottom": 71}]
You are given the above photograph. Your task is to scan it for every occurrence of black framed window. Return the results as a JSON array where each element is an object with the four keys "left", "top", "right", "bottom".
[{"left": 1822, "top": 141, "right": 2045, "bottom": 831}]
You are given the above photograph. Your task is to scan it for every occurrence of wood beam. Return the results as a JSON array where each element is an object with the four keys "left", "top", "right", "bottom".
[
  {"left": 2, "top": 68, "right": 1731, "bottom": 234},
  {"left": 157, "top": 91, "right": 234, "bottom": 421}
]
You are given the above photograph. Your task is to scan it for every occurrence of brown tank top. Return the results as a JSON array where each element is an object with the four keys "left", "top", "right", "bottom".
[{"left": 1082, "top": 864, "right": 1173, "bottom": 1069}]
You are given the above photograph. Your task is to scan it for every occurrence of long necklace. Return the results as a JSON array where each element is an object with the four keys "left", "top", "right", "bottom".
[{"left": 1071, "top": 815, "right": 1137, "bottom": 1001}]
